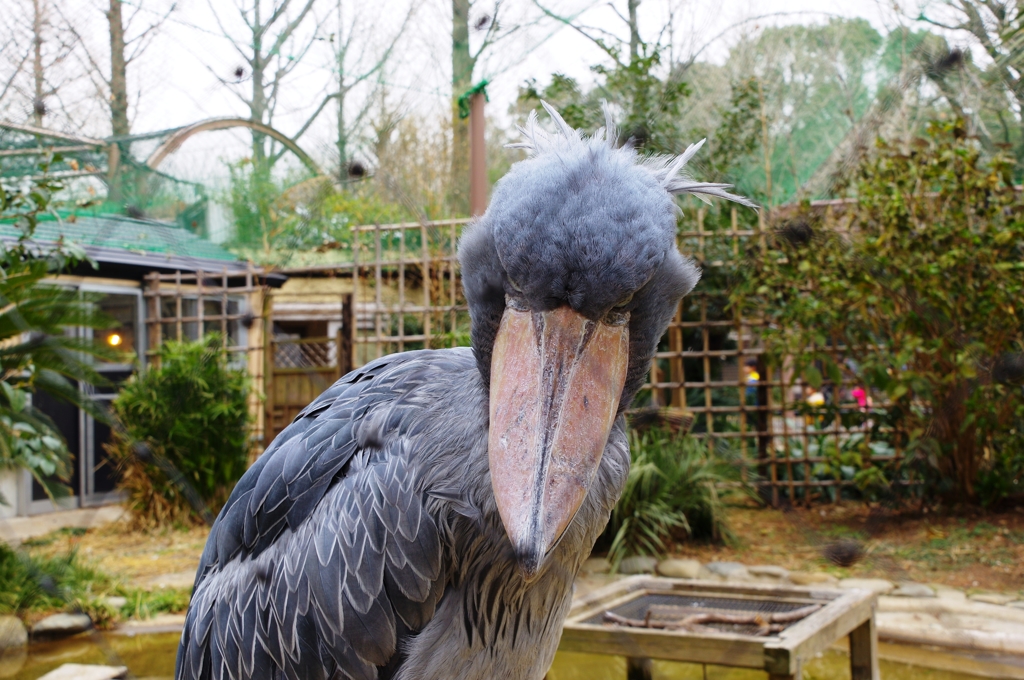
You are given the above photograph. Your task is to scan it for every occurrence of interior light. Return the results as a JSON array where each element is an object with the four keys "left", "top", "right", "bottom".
[{"left": 108, "top": 333, "right": 123, "bottom": 347}]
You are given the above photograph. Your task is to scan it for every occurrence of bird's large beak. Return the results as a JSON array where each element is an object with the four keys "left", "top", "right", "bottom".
[{"left": 489, "top": 306, "right": 629, "bottom": 580}]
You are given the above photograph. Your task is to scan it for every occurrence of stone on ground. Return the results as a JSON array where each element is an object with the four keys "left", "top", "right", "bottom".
[
  {"left": 580, "top": 557, "right": 610, "bottom": 575},
  {"left": 656, "top": 559, "right": 701, "bottom": 579},
  {"left": 36, "top": 664, "right": 127, "bottom": 680},
  {"left": 933, "top": 587, "right": 967, "bottom": 602},
  {"left": 1008, "top": 601, "right": 1024, "bottom": 610},
  {"left": 891, "top": 583, "right": 935, "bottom": 598},
  {"left": 31, "top": 613, "right": 92, "bottom": 638},
  {"left": 748, "top": 565, "right": 789, "bottom": 580},
  {"left": 788, "top": 571, "right": 838, "bottom": 586},
  {"left": 704, "top": 561, "right": 750, "bottom": 581},
  {"left": 970, "top": 592, "right": 1016, "bottom": 605},
  {"left": 102, "top": 596, "right": 128, "bottom": 609},
  {"left": 839, "top": 578, "right": 894, "bottom": 595},
  {"left": 618, "top": 556, "right": 658, "bottom": 574},
  {"left": 0, "top": 616, "right": 27, "bottom": 651}
]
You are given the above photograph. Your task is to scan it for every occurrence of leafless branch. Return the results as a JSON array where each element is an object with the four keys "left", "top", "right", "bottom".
[{"left": 531, "top": 0, "right": 624, "bottom": 65}]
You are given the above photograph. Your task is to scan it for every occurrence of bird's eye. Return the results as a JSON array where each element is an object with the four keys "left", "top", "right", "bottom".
[
  {"left": 505, "top": 294, "right": 529, "bottom": 312},
  {"left": 507, "top": 278, "right": 523, "bottom": 293},
  {"left": 613, "top": 293, "right": 634, "bottom": 310}
]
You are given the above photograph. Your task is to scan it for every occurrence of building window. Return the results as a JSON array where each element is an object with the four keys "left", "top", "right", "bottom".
[{"left": 95, "top": 293, "right": 140, "bottom": 362}]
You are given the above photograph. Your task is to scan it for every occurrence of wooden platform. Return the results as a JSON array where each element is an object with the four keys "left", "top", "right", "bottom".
[{"left": 559, "top": 576, "right": 879, "bottom": 680}]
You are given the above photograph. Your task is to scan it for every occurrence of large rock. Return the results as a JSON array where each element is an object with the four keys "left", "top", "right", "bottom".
[
  {"left": 839, "top": 578, "right": 894, "bottom": 595},
  {"left": 36, "top": 664, "right": 127, "bottom": 680},
  {"left": 704, "top": 561, "right": 751, "bottom": 581},
  {"left": 618, "top": 556, "right": 658, "bottom": 574},
  {"left": 748, "top": 565, "right": 790, "bottom": 580},
  {"left": 657, "top": 559, "right": 701, "bottom": 579},
  {"left": 788, "top": 571, "right": 838, "bottom": 586},
  {"left": 31, "top": 613, "right": 92, "bottom": 639},
  {"left": 891, "top": 582, "right": 935, "bottom": 598},
  {"left": 0, "top": 616, "right": 26, "bottom": 651}
]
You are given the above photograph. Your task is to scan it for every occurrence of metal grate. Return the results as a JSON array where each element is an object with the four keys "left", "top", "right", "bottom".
[{"left": 585, "top": 593, "right": 816, "bottom": 637}]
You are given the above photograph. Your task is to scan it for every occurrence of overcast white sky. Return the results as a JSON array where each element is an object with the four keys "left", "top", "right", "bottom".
[{"left": 57, "top": 0, "right": 945, "bottom": 182}]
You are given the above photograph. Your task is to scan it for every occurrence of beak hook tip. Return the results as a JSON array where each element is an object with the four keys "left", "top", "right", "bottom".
[{"left": 516, "top": 547, "right": 543, "bottom": 583}]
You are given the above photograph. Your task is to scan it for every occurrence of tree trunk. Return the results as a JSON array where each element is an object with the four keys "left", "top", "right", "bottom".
[
  {"left": 108, "top": 0, "right": 129, "bottom": 137},
  {"left": 32, "top": 0, "right": 44, "bottom": 127},
  {"left": 627, "top": 0, "right": 641, "bottom": 64},
  {"left": 450, "top": 0, "right": 473, "bottom": 216},
  {"left": 250, "top": 2, "right": 267, "bottom": 168},
  {"left": 107, "top": 0, "right": 130, "bottom": 204},
  {"left": 336, "top": 0, "right": 348, "bottom": 177},
  {"left": 337, "top": 86, "right": 347, "bottom": 178}
]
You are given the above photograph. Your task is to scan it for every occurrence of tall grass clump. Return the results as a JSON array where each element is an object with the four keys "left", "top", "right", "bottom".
[
  {"left": 603, "top": 428, "right": 745, "bottom": 567},
  {"left": 107, "top": 336, "right": 251, "bottom": 527},
  {"left": 0, "top": 540, "right": 112, "bottom": 615}
]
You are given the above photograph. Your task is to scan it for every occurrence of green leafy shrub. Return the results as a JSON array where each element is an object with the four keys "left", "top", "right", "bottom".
[
  {"left": 601, "top": 429, "right": 744, "bottom": 567},
  {"left": 108, "top": 335, "right": 251, "bottom": 526},
  {"left": 734, "top": 120, "right": 1024, "bottom": 503}
]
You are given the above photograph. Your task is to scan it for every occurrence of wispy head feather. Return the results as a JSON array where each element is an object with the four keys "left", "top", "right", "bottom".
[{"left": 507, "top": 101, "right": 757, "bottom": 210}]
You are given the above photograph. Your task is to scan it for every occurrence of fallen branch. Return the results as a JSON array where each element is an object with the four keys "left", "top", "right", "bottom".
[{"left": 602, "top": 603, "right": 821, "bottom": 637}]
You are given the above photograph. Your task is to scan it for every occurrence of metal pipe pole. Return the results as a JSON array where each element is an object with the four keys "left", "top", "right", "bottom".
[{"left": 469, "top": 92, "right": 487, "bottom": 217}]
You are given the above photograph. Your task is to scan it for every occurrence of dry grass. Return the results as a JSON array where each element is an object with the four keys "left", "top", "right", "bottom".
[{"left": 25, "top": 520, "right": 208, "bottom": 590}]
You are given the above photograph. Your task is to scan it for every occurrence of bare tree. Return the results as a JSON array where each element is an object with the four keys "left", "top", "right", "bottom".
[
  {"left": 203, "top": 0, "right": 320, "bottom": 170},
  {"left": 0, "top": 0, "right": 80, "bottom": 127},
  {"left": 58, "top": 0, "right": 173, "bottom": 202},
  {"left": 277, "top": 0, "right": 414, "bottom": 176},
  {"left": 918, "top": 1, "right": 1024, "bottom": 153}
]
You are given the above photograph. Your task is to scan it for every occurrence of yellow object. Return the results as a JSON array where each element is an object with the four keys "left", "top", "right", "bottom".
[{"left": 107, "top": 333, "right": 123, "bottom": 347}]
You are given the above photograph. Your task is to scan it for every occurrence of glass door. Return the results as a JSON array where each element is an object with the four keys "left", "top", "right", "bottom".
[{"left": 79, "top": 287, "right": 144, "bottom": 508}]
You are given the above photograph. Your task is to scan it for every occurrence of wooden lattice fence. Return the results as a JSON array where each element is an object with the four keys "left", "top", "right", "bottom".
[{"left": 328, "top": 210, "right": 899, "bottom": 505}]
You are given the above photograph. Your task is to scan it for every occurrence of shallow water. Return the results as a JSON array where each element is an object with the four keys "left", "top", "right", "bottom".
[{"left": 0, "top": 633, "right": 1007, "bottom": 680}]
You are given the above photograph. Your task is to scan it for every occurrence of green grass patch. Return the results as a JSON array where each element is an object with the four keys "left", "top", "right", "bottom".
[{"left": 0, "top": 542, "right": 191, "bottom": 627}]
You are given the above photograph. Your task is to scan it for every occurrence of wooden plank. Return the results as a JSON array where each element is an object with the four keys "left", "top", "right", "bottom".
[
  {"left": 566, "top": 576, "right": 649, "bottom": 618},
  {"left": 848, "top": 617, "right": 879, "bottom": 680},
  {"left": 764, "top": 590, "right": 875, "bottom": 675},
  {"left": 566, "top": 591, "right": 650, "bottom": 626},
  {"left": 626, "top": 657, "right": 653, "bottom": 680},
  {"left": 631, "top": 577, "right": 843, "bottom": 602},
  {"left": 558, "top": 624, "right": 765, "bottom": 668}
]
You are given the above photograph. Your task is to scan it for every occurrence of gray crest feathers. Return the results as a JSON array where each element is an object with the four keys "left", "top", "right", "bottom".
[{"left": 507, "top": 100, "right": 757, "bottom": 210}]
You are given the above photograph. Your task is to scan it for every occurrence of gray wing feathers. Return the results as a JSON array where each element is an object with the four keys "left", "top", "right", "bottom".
[
  {"left": 179, "top": 446, "right": 443, "bottom": 680},
  {"left": 177, "top": 350, "right": 457, "bottom": 680}
]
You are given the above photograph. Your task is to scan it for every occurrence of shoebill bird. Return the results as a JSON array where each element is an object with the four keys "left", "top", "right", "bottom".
[{"left": 175, "top": 103, "right": 754, "bottom": 680}]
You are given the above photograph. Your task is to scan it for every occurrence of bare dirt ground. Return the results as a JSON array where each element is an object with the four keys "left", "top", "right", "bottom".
[
  {"left": 21, "top": 502, "right": 1024, "bottom": 596},
  {"left": 674, "top": 501, "right": 1024, "bottom": 594}
]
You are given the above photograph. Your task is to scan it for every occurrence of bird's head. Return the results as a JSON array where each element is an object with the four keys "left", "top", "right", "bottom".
[{"left": 459, "top": 103, "right": 754, "bottom": 581}]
